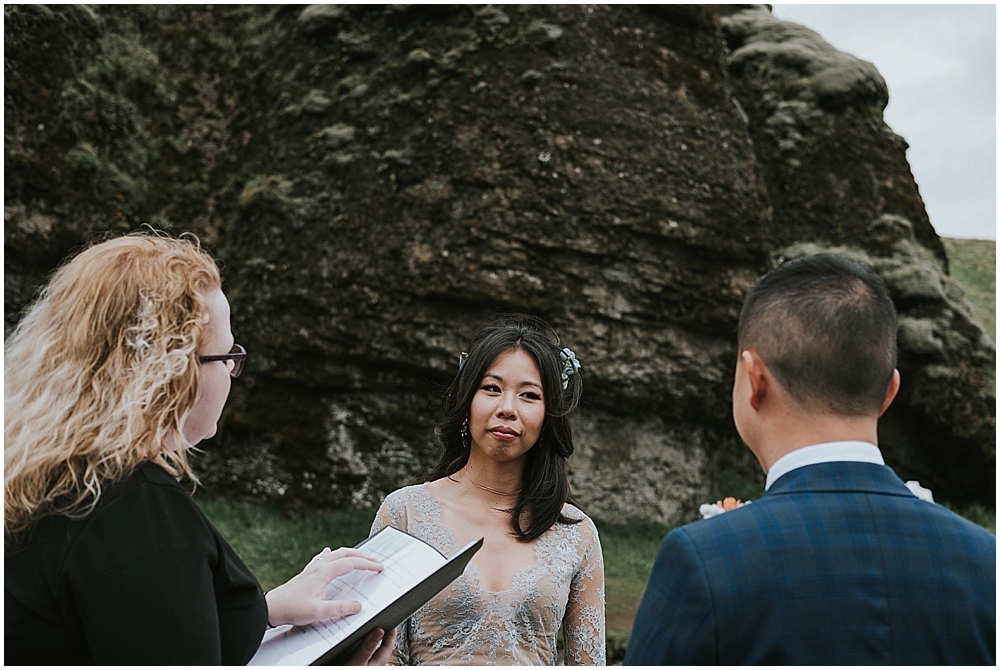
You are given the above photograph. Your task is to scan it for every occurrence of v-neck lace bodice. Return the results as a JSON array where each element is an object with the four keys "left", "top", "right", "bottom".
[{"left": 370, "top": 484, "right": 605, "bottom": 666}]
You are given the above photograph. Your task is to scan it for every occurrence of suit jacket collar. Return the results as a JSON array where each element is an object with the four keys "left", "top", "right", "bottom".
[{"left": 764, "top": 461, "right": 915, "bottom": 499}]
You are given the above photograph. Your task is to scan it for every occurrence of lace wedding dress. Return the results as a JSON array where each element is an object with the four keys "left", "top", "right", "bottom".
[{"left": 370, "top": 484, "right": 606, "bottom": 665}]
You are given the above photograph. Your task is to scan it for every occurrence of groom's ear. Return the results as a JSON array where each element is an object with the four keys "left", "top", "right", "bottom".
[
  {"left": 878, "top": 369, "right": 901, "bottom": 417},
  {"left": 741, "top": 350, "right": 770, "bottom": 412}
]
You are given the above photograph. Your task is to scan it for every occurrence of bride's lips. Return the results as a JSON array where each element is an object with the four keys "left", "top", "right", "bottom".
[{"left": 488, "top": 426, "right": 520, "bottom": 440}]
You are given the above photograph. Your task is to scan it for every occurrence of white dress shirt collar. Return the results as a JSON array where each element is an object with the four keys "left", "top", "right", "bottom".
[{"left": 765, "top": 441, "right": 885, "bottom": 490}]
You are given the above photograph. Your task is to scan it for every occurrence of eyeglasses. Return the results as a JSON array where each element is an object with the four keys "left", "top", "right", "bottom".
[{"left": 199, "top": 343, "right": 247, "bottom": 378}]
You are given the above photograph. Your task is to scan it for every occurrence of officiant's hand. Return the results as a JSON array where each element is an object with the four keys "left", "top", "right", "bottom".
[
  {"left": 347, "top": 626, "right": 397, "bottom": 665},
  {"left": 264, "top": 547, "right": 384, "bottom": 628}
]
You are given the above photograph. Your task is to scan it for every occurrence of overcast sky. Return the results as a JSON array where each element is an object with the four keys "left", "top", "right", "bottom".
[{"left": 770, "top": 4, "right": 996, "bottom": 240}]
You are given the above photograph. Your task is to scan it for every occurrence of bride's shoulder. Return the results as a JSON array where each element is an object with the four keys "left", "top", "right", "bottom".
[
  {"left": 556, "top": 504, "right": 603, "bottom": 559},
  {"left": 561, "top": 503, "right": 600, "bottom": 534},
  {"left": 374, "top": 483, "right": 433, "bottom": 530},
  {"left": 382, "top": 482, "right": 429, "bottom": 506},
  {"left": 560, "top": 501, "right": 591, "bottom": 522}
]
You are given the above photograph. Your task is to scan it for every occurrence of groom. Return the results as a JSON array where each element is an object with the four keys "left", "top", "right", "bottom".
[{"left": 625, "top": 254, "right": 996, "bottom": 664}]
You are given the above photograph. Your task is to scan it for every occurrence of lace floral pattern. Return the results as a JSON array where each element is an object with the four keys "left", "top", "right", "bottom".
[{"left": 371, "top": 484, "right": 606, "bottom": 666}]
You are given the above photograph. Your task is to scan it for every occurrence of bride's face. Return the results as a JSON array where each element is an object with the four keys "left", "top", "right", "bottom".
[{"left": 467, "top": 348, "right": 546, "bottom": 465}]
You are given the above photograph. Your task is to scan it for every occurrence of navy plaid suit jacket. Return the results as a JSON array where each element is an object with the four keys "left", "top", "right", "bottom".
[{"left": 624, "top": 461, "right": 996, "bottom": 665}]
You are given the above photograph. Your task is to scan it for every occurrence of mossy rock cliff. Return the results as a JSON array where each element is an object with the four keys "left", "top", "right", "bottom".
[{"left": 5, "top": 5, "right": 993, "bottom": 521}]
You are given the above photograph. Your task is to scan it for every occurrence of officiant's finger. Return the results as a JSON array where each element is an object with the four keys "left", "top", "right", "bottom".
[
  {"left": 322, "top": 556, "right": 384, "bottom": 579},
  {"left": 326, "top": 547, "right": 379, "bottom": 562}
]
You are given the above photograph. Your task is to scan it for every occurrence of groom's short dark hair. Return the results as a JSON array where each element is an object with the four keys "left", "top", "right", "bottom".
[{"left": 738, "top": 254, "right": 897, "bottom": 416}]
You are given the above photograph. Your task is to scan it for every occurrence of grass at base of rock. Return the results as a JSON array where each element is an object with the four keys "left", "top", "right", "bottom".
[
  {"left": 195, "top": 495, "right": 374, "bottom": 590},
  {"left": 595, "top": 518, "right": 673, "bottom": 637},
  {"left": 943, "top": 237, "right": 995, "bottom": 340}
]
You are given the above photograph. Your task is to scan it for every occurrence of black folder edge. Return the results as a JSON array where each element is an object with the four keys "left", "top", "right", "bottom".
[{"left": 311, "top": 530, "right": 484, "bottom": 665}]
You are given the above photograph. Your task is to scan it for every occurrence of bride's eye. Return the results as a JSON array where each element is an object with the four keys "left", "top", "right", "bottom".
[
  {"left": 522, "top": 391, "right": 542, "bottom": 401},
  {"left": 481, "top": 383, "right": 501, "bottom": 393}
]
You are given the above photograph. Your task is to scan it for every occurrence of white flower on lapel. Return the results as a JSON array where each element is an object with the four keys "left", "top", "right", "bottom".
[{"left": 905, "top": 480, "right": 935, "bottom": 503}]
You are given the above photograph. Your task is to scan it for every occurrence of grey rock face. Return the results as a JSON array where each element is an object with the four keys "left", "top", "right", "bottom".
[{"left": 570, "top": 412, "right": 715, "bottom": 524}]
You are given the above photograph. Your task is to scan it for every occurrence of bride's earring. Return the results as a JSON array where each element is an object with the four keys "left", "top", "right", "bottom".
[{"left": 460, "top": 416, "right": 470, "bottom": 448}]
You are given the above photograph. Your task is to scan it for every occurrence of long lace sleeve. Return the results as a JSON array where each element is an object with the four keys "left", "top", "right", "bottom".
[
  {"left": 563, "top": 517, "right": 606, "bottom": 665},
  {"left": 369, "top": 491, "right": 414, "bottom": 665}
]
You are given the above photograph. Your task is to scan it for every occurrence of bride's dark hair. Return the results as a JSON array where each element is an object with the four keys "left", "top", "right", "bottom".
[{"left": 424, "top": 316, "right": 583, "bottom": 542}]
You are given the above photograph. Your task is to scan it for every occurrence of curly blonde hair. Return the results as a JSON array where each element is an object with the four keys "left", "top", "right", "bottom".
[{"left": 4, "top": 232, "right": 222, "bottom": 540}]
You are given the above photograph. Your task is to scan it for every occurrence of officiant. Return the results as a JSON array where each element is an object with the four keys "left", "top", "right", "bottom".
[{"left": 4, "top": 233, "right": 395, "bottom": 665}]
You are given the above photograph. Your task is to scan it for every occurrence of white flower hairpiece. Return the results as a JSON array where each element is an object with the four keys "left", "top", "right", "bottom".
[{"left": 559, "top": 347, "right": 581, "bottom": 389}]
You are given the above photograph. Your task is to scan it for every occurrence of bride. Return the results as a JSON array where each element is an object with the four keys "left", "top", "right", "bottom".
[{"left": 371, "top": 318, "right": 605, "bottom": 665}]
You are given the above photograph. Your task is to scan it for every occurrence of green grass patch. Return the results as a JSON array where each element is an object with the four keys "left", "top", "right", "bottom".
[
  {"left": 195, "top": 495, "right": 376, "bottom": 590},
  {"left": 943, "top": 237, "right": 995, "bottom": 339},
  {"left": 594, "top": 518, "right": 673, "bottom": 637}
]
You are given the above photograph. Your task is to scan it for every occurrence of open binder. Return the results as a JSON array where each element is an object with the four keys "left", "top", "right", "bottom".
[{"left": 249, "top": 526, "right": 483, "bottom": 665}]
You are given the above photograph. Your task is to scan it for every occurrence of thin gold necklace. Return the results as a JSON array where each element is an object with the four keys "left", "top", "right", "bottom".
[{"left": 449, "top": 470, "right": 521, "bottom": 497}]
